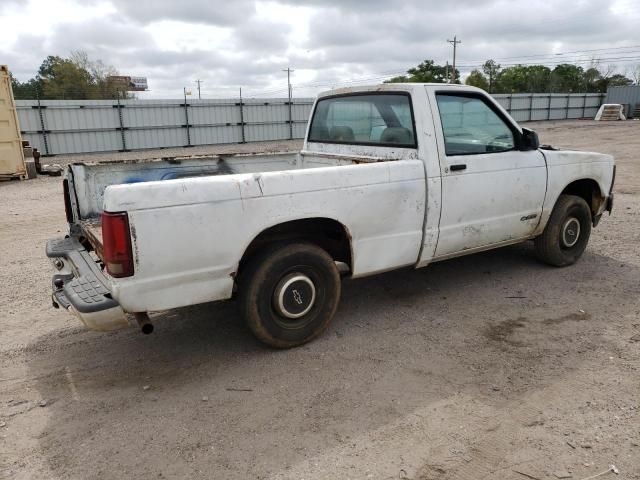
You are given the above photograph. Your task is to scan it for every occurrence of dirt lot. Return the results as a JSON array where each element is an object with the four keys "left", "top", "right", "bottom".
[{"left": 1, "top": 121, "right": 639, "bottom": 480}]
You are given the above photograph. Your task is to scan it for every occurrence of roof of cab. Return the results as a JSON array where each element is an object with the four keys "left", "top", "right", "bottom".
[{"left": 317, "top": 83, "right": 482, "bottom": 98}]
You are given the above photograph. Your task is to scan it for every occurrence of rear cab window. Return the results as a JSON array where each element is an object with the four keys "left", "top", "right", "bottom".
[{"left": 308, "top": 93, "right": 417, "bottom": 148}]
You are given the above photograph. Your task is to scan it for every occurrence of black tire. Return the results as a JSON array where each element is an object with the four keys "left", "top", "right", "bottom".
[
  {"left": 238, "top": 242, "right": 341, "bottom": 348},
  {"left": 535, "top": 194, "right": 592, "bottom": 267}
]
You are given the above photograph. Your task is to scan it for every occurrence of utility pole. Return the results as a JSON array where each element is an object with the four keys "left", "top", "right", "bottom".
[
  {"left": 195, "top": 79, "right": 203, "bottom": 99},
  {"left": 447, "top": 35, "right": 461, "bottom": 83},
  {"left": 239, "top": 87, "right": 246, "bottom": 144},
  {"left": 282, "top": 67, "right": 294, "bottom": 140}
]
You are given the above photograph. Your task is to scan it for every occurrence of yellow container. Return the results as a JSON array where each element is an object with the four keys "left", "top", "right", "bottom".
[{"left": 0, "top": 65, "right": 26, "bottom": 179}]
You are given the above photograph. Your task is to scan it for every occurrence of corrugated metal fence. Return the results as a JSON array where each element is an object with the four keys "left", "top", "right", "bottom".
[
  {"left": 16, "top": 92, "right": 605, "bottom": 156},
  {"left": 605, "top": 85, "right": 640, "bottom": 118},
  {"left": 493, "top": 92, "right": 604, "bottom": 122},
  {"left": 16, "top": 98, "right": 314, "bottom": 155}
]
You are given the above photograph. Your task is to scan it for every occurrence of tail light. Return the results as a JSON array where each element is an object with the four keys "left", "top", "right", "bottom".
[{"left": 102, "top": 211, "right": 134, "bottom": 278}]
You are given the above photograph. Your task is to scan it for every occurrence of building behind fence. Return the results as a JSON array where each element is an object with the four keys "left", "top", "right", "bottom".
[{"left": 16, "top": 92, "right": 605, "bottom": 156}]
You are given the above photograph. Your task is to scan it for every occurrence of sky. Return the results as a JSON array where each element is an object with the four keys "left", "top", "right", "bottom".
[{"left": 1, "top": 0, "right": 639, "bottom": 98}]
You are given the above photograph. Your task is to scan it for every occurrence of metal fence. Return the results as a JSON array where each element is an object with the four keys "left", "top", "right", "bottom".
[
  {"left": 16, "top": 98, "right": 314, "bottom": 156},
  {"left": 16, "top": 92, "right": 606, "bottom": 156},
  {"left": 605, "top": 85, "right": 640, "bottom": 118},
  {"left": 493, "top": 92, "right": 605, "bottom": 122}
]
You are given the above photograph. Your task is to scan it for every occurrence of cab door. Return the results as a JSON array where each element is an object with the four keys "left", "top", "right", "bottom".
[{"left": 431, "top": 92, "right": 547, "bottom": 258}]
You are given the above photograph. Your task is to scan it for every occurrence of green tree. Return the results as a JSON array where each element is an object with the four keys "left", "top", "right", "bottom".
[
  {"left": 550, "top": 64, "right": 584, "bottom": 92},
  {"left": 385, "top": 75, "right": 410, "bottom": 83},
  {"left": 482, "top": 60, "right": 501, "bottom": 93},
  {"left": 494, "top": 65, "right": 551, "bottom": 93},
  {"left": 602, "top": 73, "right": 633, "bottom": 88},
  {"left": 385, "top": 60, "right": 456, "bottom": 84},
  {"left": 407, "top": 60, "right": 454, "bottom": 83},
  {"left": 465, "top": 69, "right": 489, "bottom": 90},
  {"left": 39, "top": 55, "right": 94, "bottom": 99},
  {"left": 10, "top": 52, "right": 123, "bottom": 100},
  {"left": 583, "top": 67, "right": 602, "bottom": 92},
  {"left": 10, "top": 73, "right": 41, "bottom": 100}
]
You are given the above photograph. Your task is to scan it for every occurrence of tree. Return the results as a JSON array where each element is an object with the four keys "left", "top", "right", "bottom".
[
  {"left": 494, "top": 65, "right": 551, "bottom": 93},
  {"left": 586, "top": 63, "right": 633, "bottom": 92},
  {"left": 385, "top": 60, "right": 456, "bottom": 84},
  {"left": 604, "top": 74, "right": 633, "bottom": 88},
  {"left": 39, "top": 55, "right": 94, "bottom": 99},
  {"left": 465, "top": 69, "right": 489, "bottom": 90},
  {"left": 385, "top": 75, "right": 410, "bottom": 83},
  {"left": 407, "top": 60, "right": 454, "bottom": 83},
  {"left": 10, "top": 73, "right": 41, "bottom": 100},
  {"left": 10, "top": 52, "right": 123, "bottom": 100},
  {"left": 482, "top": 60, "right": 501, "bottom": 93},
  {"left": 631, "top": 64, "right": 640, "bottom": 85},
  {"left": 550, "top": 64, "right": 584, "bottom": 92},
  {"left": 583, "top": 67, "right": 602, "bottom": 92},
  {"left": 386, "top": 57, "right": 633, "bottom": 93}
]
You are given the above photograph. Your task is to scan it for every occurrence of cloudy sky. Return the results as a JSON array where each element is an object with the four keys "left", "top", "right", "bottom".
[{"left": 1, "top": 0, "right": 639, "bottom": 98}]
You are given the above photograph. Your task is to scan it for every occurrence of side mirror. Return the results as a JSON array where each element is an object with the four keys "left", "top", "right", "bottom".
[{"left": 521, "top": 128, "right": 539, "bottom": 151}]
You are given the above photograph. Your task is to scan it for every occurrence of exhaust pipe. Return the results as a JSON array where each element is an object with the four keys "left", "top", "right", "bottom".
[{"left": 134, "top": 313, "right": 154, "bottom": 335}]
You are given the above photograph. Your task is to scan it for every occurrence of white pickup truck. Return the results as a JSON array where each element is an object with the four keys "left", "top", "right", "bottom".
[{"left": 47, "top": 84, "right": 615, "bottom": 347}]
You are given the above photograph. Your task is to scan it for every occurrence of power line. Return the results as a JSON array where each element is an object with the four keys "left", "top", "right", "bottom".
[
  {"left": 468, "top": 44, "right": 640, "bottom": 64},
  {"left": 249, "top": 45, "right": 640, "bottom": 97},
  {"left": 457, "top": 53, "right": 640, "bottom": 70}
]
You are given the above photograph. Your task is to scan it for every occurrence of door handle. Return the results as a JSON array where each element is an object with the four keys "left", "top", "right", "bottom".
[{"left": 450, "top": 164, "right": 467, "bottom": 171}]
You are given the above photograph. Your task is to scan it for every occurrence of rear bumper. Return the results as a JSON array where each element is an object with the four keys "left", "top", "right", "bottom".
[{"left": 46, "top": 237, "right": 129, "bottom": 331}]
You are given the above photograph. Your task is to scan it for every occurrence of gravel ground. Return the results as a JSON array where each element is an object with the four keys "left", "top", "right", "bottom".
[{"left": 1, "top": 120, "right": 639, "bottom": 480}]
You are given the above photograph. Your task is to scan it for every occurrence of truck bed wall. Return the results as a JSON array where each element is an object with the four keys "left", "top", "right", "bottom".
[{"left": 68, "top": 151, "right": 363, "bottom": 220}]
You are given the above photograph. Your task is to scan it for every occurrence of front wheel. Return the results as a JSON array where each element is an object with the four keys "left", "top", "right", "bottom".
[
  {"left": 534, "top": 194, "right": 592, "bottom": 267},
  {"left": 238, "top": 243, "right": 341, "bottom": 348}
]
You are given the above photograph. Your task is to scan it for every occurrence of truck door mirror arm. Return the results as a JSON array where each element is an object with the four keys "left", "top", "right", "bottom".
[{"left": 520, "top": 128, "right": 540, "bottom": 151}]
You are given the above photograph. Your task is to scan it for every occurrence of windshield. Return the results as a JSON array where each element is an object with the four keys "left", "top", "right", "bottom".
[{"left": 308, "top": 93, "right": 417, "bottom": 148}]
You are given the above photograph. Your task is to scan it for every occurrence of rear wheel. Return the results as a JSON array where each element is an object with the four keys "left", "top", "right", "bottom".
[
  {"left": 238, "top": 243, "right": 341, "bottom": 348},
  {"left": 535, "top": 194, "right": 592, "bottom": 266}
]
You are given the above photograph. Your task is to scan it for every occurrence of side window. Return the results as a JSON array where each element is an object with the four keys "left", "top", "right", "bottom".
[{"left": 436, "top": 94, "right": 515, "bottom": 156}]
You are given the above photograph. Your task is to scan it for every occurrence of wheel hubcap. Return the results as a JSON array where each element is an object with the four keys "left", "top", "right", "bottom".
[
  {"left": 561, "top": 217, "right": 581, "bottom": 248},
  {"left": 273, "top": 273, "right": 316, "bottom": 319}
]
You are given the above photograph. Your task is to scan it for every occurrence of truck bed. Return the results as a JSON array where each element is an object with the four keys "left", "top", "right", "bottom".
[{"left": 67, "top": 150, "right": 396, "bottom": 221}]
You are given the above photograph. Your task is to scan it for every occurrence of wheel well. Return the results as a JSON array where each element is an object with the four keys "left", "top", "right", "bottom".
[
  {"left": 561, "top": 179, "right": 604, "bottom": 218},
  {"left": 238, "top": 218, "right": 352, "bottom": 276}
]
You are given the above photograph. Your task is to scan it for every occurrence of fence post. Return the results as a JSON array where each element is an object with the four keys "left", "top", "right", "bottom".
[
  {"left": 287, "top": 99, "right": 293, "bottom": 140},
  {"left": 529, "top": 94, "right": 533, "bottom": 121},
  {"left": 565, "top": 94, "right": 570, "bottom": 119},
  {"left": 35, "top": 90, "right": 51, "bottom": 156},
  {"left": 547, "top": 94, "right": 551, "bottom": 120},
  {"left": 115, "top": 92, "right": 127, "bottom": 151},
  {"left": 239, "top": 88, "right": 246, "bottom": 144},
  {"left": 507, "top": 93, "right": 513, "bottom": 114},
  {"left": 183, "top": 88, "right": 191, "bottom": 147}
]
